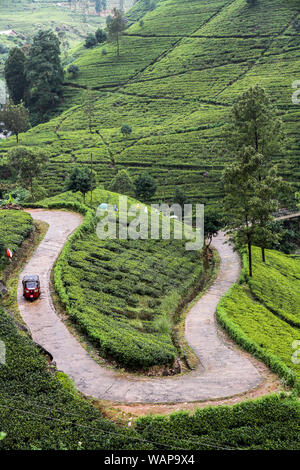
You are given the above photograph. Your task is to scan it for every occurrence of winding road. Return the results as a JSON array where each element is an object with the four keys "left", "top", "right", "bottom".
[{"left": 17, "top": 209, "right": 262, "bottom": 404}]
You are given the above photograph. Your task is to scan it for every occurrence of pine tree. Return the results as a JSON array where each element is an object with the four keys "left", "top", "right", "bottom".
[
  {"left": 229, "top": 85, "right": 284, "bottom": 162},
  {"left": 222, "top": 147, "right": 263, "bottom": 277},
  {"left": 227, "top": 85, "right": 285, "bottom": 262}
]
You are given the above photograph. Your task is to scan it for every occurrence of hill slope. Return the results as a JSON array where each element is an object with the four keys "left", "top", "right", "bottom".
[
  {"left": 217, "top": 246, "right": 300, "bottom": 386},
  {"left": 0, "top": 0, "right": 299, "bottom": 205}
]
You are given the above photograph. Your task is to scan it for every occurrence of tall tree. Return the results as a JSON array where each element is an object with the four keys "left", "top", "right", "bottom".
[
  {"left": 0, "top": 101, "right": 30, "bottom": 143},
  {"left": 81, "top": 89, "right": 97, "bottom": 133},
  {"left": 227, "top": 84, "right": 285, "bottom": 261},
  {"left": 25, "top": 30, "right": 64, "bottom": 124},
  {"left": 223, "top": 146, "right": 283, "bottom": 275},
  {"left": 95, "top": 0, "right": 101, "bottom": 14},
  {"left": 229, "top": 85, "right": 284, "bottom": 163},
  {"left": 8, "top": 146, "right": 48, "bottom": 196},
  {"left": 222, "top": 147, "right": 263, "bottom": 277},
  {"left": 251, "top": 167, "right": 283, "bottom": 262},
  {"left": 107, "top": 8, "right": 126, "bottom": 57},
  {"left": 4, "top": 47, "right": 26, "bottom": 104}
]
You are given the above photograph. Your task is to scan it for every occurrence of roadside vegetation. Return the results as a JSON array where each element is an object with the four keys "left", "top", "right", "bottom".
[{"left": 217, "top": 246, "right": 300, "bottom": 389}]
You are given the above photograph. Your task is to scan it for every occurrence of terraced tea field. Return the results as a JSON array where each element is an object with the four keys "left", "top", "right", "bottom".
[
  {"left": 217, "top": 246, "right": 300, "bottom": 386},
  {"left": 0, "top": 209, "right": 33, "bottom": 274},
  {"left": 0, "top": 0, "right": 299, "bottom": 206}
]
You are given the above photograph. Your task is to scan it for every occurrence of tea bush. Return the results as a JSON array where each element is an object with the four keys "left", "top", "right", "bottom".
[
  {"left": 248, "top": 248, "right": 300, "bottom": 327},
  {"left": 0, "top": 210, "right": 33, "bottom": 274},
  {"left": 136, "top": 394, "right": 300, "bottom": 450}
]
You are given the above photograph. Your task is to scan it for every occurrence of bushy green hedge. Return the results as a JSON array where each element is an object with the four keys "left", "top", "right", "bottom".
[
  {"left": 136, "top": 394, "right": 300, "bottom": 450},
  {"left": 217, "top": 285, "right": 298, "bottom": 388}
]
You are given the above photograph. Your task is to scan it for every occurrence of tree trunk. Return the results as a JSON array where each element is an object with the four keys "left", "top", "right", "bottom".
[
  {"left": 16, "top": 133, "right": 19, "bottom": 144},
  {"left": 261, "top": 247, "right": 265, "bottom": 263},
  {"left": 248, "top": 240, "right": 253, "bottom": 277},
  {"left": 90, "top": 153, "right": 93, "bottom": 208},
  {"left": 117, "top": 33, "right": 120, "bottom": 57}
]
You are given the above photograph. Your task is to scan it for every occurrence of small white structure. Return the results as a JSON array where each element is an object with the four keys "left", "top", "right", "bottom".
[{"left": 0, "top": 30, "right": 17, "bottom": 36}]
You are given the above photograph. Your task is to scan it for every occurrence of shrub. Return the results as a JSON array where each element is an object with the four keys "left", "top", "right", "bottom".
[
  {"left": 84, "top": 33, "right": 97, "bottom": 48},
  {"left": 216, "top": 246, "right": 300, "bottom": 390},
  {"left": 121, "top": 124, "right": 132, "bottom": 138},
  {"left": 136, "top": 394, "right": 300, "bottom": 450},
  {"left": 95, "top": 28, "right": 107, "bottom": 44},
  {"left": 108, "top": 169, "right": 134, "bottom": 195},
  {"left": 67, "top": 64, "right": 79, "bottom": 78}
]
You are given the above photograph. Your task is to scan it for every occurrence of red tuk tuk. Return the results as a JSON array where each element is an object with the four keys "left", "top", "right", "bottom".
[{"left": 22, "top": 275, "right": 40, "bottom": 301}]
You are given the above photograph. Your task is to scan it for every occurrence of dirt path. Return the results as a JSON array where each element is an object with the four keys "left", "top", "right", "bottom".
[{"left": 17, "top": 209, "right": 262, "bottom": 404}]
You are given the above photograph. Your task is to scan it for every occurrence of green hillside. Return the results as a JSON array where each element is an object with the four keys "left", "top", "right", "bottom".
[
  {"left": 34, "top": 189, "right": 207, "bottom": 370},
  {"left": 0, "top": 0, "right": 299, "bottom": 205}
]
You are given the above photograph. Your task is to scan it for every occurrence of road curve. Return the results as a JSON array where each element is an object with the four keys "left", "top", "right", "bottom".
[{"left": 17, "top": 209, "right": 261, "bottom": 403}]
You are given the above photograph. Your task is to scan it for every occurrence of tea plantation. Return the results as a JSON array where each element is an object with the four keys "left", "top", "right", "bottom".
[
  {"left": 1, "top": 0, "right": 300, "bottom": 452},
  {"left": 36, "top": 189, "right": 205, "bottom": 370},
  {"left": 217, "top": 247, "right": 300, "bottom": 388},
  {"left": 0, "top": 209, "right": 33, "bottom": 274},
  {"left": 0, "top": 203, "right": 299, "bottom": 449},
  {"left": 0, "top": 306, "right": 153, "bottom": 450},
  {"left": 0, "top": 0, "right": 299, "bottom": 205},
  {"left": 135, "top": 394, "right": 300, "bottom": 450},
  {"left": 0, "top": 207, "right": 146, "bottom": 449},
  {"left": 1, "top": 297, "right": 299, "bottom": 449}
]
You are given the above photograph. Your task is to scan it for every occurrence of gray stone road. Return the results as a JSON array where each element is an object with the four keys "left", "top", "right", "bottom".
[{"left": 17, "top": 209, "right": 261, "bottom": 403}]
